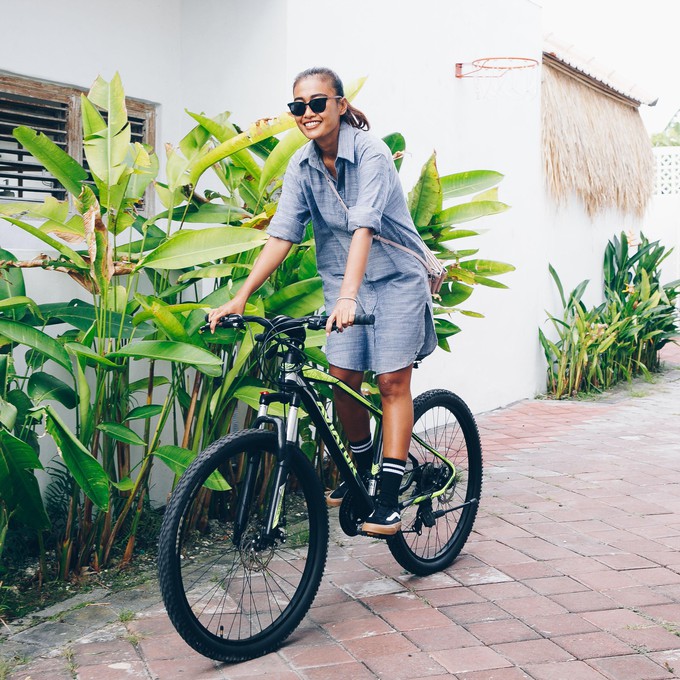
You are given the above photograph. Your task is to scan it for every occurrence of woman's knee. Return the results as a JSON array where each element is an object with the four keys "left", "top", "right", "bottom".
[{"left": 377, "top": 367, "right": 413, "bottom": 401}]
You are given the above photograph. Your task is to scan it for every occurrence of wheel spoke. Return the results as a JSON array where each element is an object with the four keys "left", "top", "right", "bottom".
[
  {"left": 388, "top": 391, "right": 482, "bottom": 575},
  {"left": 158, "top": 431, "right": 328, "bottom": 661}
]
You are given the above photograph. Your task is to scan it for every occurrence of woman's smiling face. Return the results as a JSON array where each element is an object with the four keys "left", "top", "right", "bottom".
[{"left": 291, "top": 75, "right": 347, "bottom": 146}]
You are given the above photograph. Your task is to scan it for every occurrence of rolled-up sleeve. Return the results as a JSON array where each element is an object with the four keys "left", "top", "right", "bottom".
[
  {"left": 347, "top": 152, "right": 391, "bottom": 235},
  {"left": 267, "top": 163, "right": 310, "bottom": 244}
]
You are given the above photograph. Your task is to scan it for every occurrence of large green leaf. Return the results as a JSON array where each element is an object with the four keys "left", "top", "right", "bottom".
[
  {"left": 125, "top": 404, "right": 163, "bottom": 421},
  {"left": 132, "top": 297, "right": 199, "bottom": 346},
  {"left": 0, "top": 319, "right": 72, "bottom": 373},
  {"left": 107, "top": 340, "right": 222, "bottom": 377},
  {"left": 97, "top": 422, "right": 145, "bottom": 447},
  {"left": 27, "top": 372, "right": 77, "bottom": 409},
  {"left": 186, "top": 110, "right": 262, "bottom": 185},
  {"left": 12, "top": 126, "right": 88, "bottom": 196},
  {"left": 439, "top": 282, "right": 474, "bottom": 308},
  {"left": 264, "top": 277, "right": 324, "bottom": 317},
  {"left": 0, "top": 248, "right": 26, "bottom": 306},
  {"left": 0, "top": 296, "right": 41, "bottom": 319},
  {"left": 258, "top": 127, "right": 308, "bottom": 192},
  {"left": 82, "top": 93, "right": 131, "bottom": 188},
  {"left": 156, "top": 203, "right": 252, "bottom": 225},
  {"left": 460, "top": 259, "right": 515, "bottom": 276},
  {"left": 434, "top": 200, "right": 509, "bottom": 226},
  {"left": 0, "top": 398, "right": 17, "bottom": 430},
  {"left": 124, "top": 142, "right": 159, "bottom": 205},
  {"left": 40, "top": 300, "right": 146, "bottom": 338},
  {"left": 187, "top": 111, "right": 300, "bottom": 186},
  {"left": 0, "top": 429, "right": 49, "bottom": 530},
  {"left": 41, "top": 405, "right": 109, "bottom": 511},
  {"left": 127, "top": 376, "right": 170, "bottom": 394},
  {"left": 65, "top": 342, "right": 119, "bottom": 368},
  {"left": 440, "top": 170, "right": 503, "bottom": 200},
  {"left": 2, "top": 217, "right": 88, "bottom": 269},
  {"left": 408, "top": 152, "right": 442, "bottom": 227},
  {"left": 88, "top": 73, "right": 128, "bottom": 138},
  {"left": 382, "top": 132, "right": 406, "bottom": 171},
  {"left": 177, "top": 263, "right": 250, "bottom": 283},
  {"left": 137, "top": 226, "right": 266, "bottom": 270},
  {"left": 152, "top": 445, "right": 230, "bottom": 491}
]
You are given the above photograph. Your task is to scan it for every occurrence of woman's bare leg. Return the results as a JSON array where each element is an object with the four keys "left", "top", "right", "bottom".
[
  {"left": 329, "top": 365, "right": 370, "bottom": 441},
  {"left": 362, "top": 364, "right": 413, "bottom": 536},
  {"left": 377, "top": 365, "right": 413, "bottom": 462}
]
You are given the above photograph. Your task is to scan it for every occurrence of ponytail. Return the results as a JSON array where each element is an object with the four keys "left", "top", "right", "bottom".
[
  {"left": 342, "top": 102, "right": 370, "bottom": 131},
  {"left": 293, "top": 66, "right": 370, "bottom": 131}
]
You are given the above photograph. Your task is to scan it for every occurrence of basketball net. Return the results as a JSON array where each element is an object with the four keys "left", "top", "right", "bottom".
[{"left": 455, "top": 57, "right": 540, "bottom": 101}]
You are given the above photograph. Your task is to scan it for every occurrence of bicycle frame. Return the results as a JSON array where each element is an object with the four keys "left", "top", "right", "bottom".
[{"left": 247, "top": 344, "right": 459, "bottom": 542}]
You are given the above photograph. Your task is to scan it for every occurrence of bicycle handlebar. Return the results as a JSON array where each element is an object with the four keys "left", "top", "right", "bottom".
[{"left": 200, "top": 313, "right": 375, "bottom": 335}]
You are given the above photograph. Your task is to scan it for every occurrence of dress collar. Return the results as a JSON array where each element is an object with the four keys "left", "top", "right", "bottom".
[{"left": 299, "top": 122, "right": 358, "bottom": 173}]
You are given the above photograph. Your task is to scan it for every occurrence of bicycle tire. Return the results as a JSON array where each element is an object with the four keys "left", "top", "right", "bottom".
[
  {"left": 387, "top": 389, "right": 482, "bottom": 575},
  {"left": 157, "top": 429, "right": 328, "bottom": 662}
]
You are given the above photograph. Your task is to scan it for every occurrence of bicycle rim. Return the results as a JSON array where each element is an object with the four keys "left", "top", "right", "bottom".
[
  {"left": 158, "top": 430, "right": 328, "bottom": 661},
  {"left": 388, "top": 389, "right": 482, "bottom": 575}
]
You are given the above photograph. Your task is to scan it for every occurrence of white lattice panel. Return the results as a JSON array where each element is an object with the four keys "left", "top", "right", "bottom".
[{"left": 654, "top": 147, "right": 680, "bottom": 195}]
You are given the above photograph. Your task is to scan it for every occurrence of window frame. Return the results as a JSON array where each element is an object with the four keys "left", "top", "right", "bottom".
[{"left": 0, "top": 72, "right": 157, "bottom": 212}]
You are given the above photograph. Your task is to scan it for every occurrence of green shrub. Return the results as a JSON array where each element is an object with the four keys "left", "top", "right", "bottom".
[{"left": 540, "top": 232, "right": 680, "bottom": 398}]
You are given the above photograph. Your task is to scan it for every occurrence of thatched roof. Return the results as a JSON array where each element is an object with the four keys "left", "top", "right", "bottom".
[{"left": 542, "top": 52, "right": 655, "bottom": 217}]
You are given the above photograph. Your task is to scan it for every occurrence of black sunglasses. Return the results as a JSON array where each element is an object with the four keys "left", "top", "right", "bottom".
[{"left": 287, "top": 96, "right": 343, "bottom": 117}]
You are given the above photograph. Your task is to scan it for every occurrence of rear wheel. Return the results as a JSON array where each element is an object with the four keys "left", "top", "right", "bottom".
[
  {"left": 157, "top": 429, "right": 328, "bottom": 661},
  {"left": 387, "top": 389, "right": 482, "bottom": 575}
]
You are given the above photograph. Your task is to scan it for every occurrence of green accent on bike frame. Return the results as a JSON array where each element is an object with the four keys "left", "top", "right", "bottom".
[
  {"left": 273, "top": 481, "right": 286, "bottom": 528},
  {"left": 302, "top": 367, "right": 378, "bottom": 413},
  {"left": 371, "top": 463, "right": 380, "bottom": 475},
  {"left": 314, "top": 395, "right": 358, "bottom": 476},
  {"left": 405, "top": 432, "right": 458, "bottom": 506},
  {"left": 303, "top": 366, "right": 457, "bottom": 507}
]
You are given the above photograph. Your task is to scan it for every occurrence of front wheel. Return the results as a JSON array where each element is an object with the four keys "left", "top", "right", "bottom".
[
  {"left": 387, "top": 389, "right": 482, "bottom": 575},
  {"left": 157, "top": 429, "right": 328, "bottom": 662}
]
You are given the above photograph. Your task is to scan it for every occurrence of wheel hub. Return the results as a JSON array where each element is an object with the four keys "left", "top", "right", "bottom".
[{"left": 239, "top": 528, "right": 276, "bottom": 571}]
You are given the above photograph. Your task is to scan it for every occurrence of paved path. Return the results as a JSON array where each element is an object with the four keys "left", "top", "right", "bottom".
[{"left": 3, "top": 345, "right": 680, "bottom": 679}]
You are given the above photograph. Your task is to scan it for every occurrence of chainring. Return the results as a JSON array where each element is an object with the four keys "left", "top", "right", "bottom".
[{"left": 339, "top": 492, "right": 367, "bottom": 537}]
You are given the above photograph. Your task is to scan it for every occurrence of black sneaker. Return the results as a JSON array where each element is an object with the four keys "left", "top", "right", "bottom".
[
  {"left": 326, "top": 471, "right": 371, "bottom": 508},
  {"left": 325, "top": 481, "right": 348, "bottom": 508},
  {"left": 361, "top": 501, "right": 401, "bottom": 536}
]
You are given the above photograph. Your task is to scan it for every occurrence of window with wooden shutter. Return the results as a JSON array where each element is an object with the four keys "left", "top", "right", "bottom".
[{"left": 0, "top": 73, "right": 156, "bottom": 211}]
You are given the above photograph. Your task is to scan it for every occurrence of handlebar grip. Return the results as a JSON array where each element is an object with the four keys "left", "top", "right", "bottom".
[{"left": 353, "top": 314, "right": 375, "bottom": 326}]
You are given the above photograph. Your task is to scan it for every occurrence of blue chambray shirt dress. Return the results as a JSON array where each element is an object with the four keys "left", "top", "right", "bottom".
[{"left": 267, "top": 122, "right": 437, "bottom": 375}]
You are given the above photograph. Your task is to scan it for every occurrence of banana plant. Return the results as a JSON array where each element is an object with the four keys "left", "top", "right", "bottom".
[
  {"left": 540, "top": 233, "right": 680, "bottom": 398},
  {"left": 404, "top": 152, "right": 514, "bottom": 349},
  {"left": 0, "top": 72, "right": 516, "bottom": 578}
]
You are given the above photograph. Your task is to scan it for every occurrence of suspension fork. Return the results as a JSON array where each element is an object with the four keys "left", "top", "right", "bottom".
[{"left": 236, "top": 390, "right": 299, "bottom": 543}]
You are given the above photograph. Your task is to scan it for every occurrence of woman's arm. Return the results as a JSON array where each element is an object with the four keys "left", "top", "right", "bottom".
[
  {"left": 208, "top": 236, "right": 293, "bottom": 332},
  {"left": 326, "top": 227, "right": 373, "bottom": 335}
]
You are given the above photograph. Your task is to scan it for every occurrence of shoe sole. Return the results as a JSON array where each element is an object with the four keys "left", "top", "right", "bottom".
[
  {"left": 361, "top": 520, "right": 401, "bottom": 537},
  {"left": 325, "top": 492, "right": 344, "bottom": 508}
]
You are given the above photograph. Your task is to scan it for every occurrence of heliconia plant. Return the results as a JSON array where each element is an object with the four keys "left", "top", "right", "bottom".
[
  {"left": 0, "top": 73, "right": 512, "bottom": 582},
  {"left": 539, "top": 232, "right": 680, "bottom": 398}
]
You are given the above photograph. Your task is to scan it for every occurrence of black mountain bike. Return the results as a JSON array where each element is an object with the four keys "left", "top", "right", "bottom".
[{"left": 157, "top": 313, "right": 482, "bottom": 662}]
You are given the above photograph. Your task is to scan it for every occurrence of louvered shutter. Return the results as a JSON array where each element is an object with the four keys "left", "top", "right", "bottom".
[{"left": 0, "top": 91, "right": 69, "bottom": 202}]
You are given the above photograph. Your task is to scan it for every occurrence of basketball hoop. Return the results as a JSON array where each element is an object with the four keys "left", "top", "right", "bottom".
[{"left": 455, "top": 56, "right": 539, "bottom": 100}]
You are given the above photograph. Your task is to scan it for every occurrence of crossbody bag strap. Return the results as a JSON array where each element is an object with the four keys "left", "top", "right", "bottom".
[{"left": 322, "top": 173, "right": 436, "bottom": 272}]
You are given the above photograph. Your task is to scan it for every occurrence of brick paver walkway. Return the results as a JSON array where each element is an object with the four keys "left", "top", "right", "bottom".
[{"left": 3, "top": 345, "right": 680, "bottom": 679}]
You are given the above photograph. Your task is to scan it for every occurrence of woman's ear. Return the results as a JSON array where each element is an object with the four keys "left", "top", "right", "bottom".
[{"left": 339, "top": 97, "right": 349, "bottom": 115}]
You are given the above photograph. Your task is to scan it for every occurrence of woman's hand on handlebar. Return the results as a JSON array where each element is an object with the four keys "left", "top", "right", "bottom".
[
  {"left": 207, "top": 297, "right": 246, "bottom": 333},
  {"left": 326, "top": 297, "right": 357, "bottom": 336}
]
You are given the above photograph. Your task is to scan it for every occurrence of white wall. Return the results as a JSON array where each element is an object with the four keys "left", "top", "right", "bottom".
[
  {"left": 0, "top": 0, "right": 660, "bottom": 505},
  {"left": 282, "top": 0, "right": 545, "bottom": 413}
]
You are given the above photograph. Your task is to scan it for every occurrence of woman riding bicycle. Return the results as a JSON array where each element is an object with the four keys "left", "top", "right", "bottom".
[{"left": 208, "top": 66, "right": 437, "bottom": 536}]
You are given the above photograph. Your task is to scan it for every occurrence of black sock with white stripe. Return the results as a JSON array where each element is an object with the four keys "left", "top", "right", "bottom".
[
  {"left": 379, "top": 457, "right": 406, "bottom": 507},
  {"left": 349, "top": 436, "right": 373, "bottom": 475}
]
